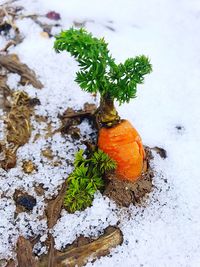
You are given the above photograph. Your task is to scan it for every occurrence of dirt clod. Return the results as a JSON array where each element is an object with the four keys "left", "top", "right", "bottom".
[{"left": 104, "top": 147, "right": 154, "bottom": 207}]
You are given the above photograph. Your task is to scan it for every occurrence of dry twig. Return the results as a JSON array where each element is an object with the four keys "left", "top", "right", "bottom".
[{"left": 56, "top": 226, "right": 123, "bottom": 267}]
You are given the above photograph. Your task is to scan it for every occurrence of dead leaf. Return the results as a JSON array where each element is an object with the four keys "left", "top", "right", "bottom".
[
  {"left": 0, "top": 54, "right": 43, "bottom": 89},
  {"left": 17, "top": 236, "right": 37, "bottom": 267},
  {"left": 0, "top": 74, "right": 11, "bottom": 110},
  {"left": 33, "top": 133, "right": 41, "bottom": 142},
  {"left": 45, "top": 183, "right": 67, "bottom": 267},
  {"left": 41, "top": 148, "right": 54, "bottom": 160},
  {"left": 22, "top": 160, "right": 36, "bottom": 173},
  {"left": 0, "top": 143, "right": 17, "bottom": 170},
  {"left": 46, "top": 182, "right": 66, "bottom": 229},
  {"left": 5, "top": 259, "right": 15, "bottom": 267},
  {"left": 1, "top": 90, "right": 35, "bottom": 170}
]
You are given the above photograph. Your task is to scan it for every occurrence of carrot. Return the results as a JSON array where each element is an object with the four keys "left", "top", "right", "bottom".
[
  {"left": 54, "top": 28, "right": 152, "bottom": 182},
  {"left": 98, "top": 120, "right": 146, "bottom": 181}
]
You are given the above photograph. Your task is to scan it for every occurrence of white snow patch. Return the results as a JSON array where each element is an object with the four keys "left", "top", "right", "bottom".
[{"left": 53, "top": 193, "right": 118, "bottom": 250}]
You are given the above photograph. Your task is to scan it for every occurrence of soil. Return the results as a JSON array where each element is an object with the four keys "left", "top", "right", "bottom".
[{"left": 104, "top": 147, "right": 154, "bottom": 207}]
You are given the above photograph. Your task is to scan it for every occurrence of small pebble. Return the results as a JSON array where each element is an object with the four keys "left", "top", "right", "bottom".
[{"left": 16, "top": 195, "right": 36, "bottom": 211}]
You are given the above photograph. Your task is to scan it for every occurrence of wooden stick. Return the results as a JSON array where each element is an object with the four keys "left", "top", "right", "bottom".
[{"left": 56, "top": 226, "right": 123, "bottom": 267}]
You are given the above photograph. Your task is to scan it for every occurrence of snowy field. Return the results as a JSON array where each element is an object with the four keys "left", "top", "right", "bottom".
[{"left": 0, "top": 0, "right": 200, "bottom": 266}]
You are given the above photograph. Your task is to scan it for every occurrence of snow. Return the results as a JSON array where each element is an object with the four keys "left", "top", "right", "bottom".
[
  {"left": 0, "top": 0, "right": 200, "bottom": 266},
  {"left": 53, "top": 193, "right": 118, "bottom": 249}
]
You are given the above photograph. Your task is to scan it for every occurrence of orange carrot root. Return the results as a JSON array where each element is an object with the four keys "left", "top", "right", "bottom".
[{"left": 98, "top": 120, "right": 146, "bottom": 181}]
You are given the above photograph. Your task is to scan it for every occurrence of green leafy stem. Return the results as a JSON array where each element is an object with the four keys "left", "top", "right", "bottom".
[
  {"left": 54, "top": 28, "right": 152, "bottom": 104},
  {"left": 64, "top": 149, "right": 116, "bottom": 213}
]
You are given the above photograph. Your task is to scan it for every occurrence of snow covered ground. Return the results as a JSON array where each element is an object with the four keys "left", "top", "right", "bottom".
[{"left": 0, "top": 0, "right": 200, "bottom": 266}]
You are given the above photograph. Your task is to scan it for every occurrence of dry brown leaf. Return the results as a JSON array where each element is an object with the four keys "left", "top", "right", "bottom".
[
  {"left": 0, "top": 54, "right": 43, "bottom": 89},
  {"left": 41, "top": 148, "right": 54, "bottom": 160},
  {"left": 5, "top": 91, "right": 32, "bottom": 146},
  {"left": 0, "top": 147, "right": 16, "bottom": 170},
  {"left": 46, "top": 182, "right": 67, "bottom": 229},
  {"left": 45, "top": 183, "right": 67, "bottom": 267},
  {"left": 33, "top": 133, "right": 41, "bottom": 142},
  {"left": 0, "top": 74, "right": 11, "bottom": 110},
  {"left": 0, "top": 91, "right": 34, "bottom": 170},
  {"left": 5, "top": 259, "right": 15, "bottom": 267},
  {"left": 22, "top": 160, "right": 36, "bottom": 173},
  {"left": 17, "top": 236, "right": 37, "bottom": 267}
]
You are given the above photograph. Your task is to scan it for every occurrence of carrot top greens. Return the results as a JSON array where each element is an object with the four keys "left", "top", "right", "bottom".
[
  {"left": 54, "top": 28, "right": 152, "bottom": 104},
  {"left": 64, "top": 149, "right": 116, "bottom": 213}
]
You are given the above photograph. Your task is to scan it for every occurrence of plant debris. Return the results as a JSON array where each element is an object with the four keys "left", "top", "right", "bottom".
[
  {"left": 0, "top": 40, "right": 16, "bottom": 53},
  {"left": 46, "top": 182, "right": 67, "bottom": 229},
  {"left": 0, "top": 143, "right": 16, "bottom": 169},
  {"left": 6, "top": 91, "right": 32, "bottom": 145},
  {"left": 0, "top": 91, "right": 35, "bottom": 170},
  {"left": 55, "top": 226, "right": 123, "bottom": 267},
  {"left": 16, "top": 236, "right": 37, "bottom": 267},
  {"left": 0, "top": 74, "right": 11, "bottom": 110},
  {"left": 18, "top": 13, "right": 61, "bottom": 37},
  {"left": 0, "top": 54, "right": 43, "bottom": 89},
  {"left": 59, "top": 103, "right": 96, "bottom": 136},
  {"left": 45, "top": 182, "right": 67, "bottom": 267},
  {"left": 5, "top": 259, "right": 15, "bottom": 267},
  {"left": 22, "top": 160, "right": 36, "bottom": 173},
  {"left": 39, "top": 226, "right": 123, "bottom": 267},
  {"left": 0, "top": 4, "right": 24, "bottom": 45},
  {"left": 41, "top": 147, "right": 54, "bottom": 160}
]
